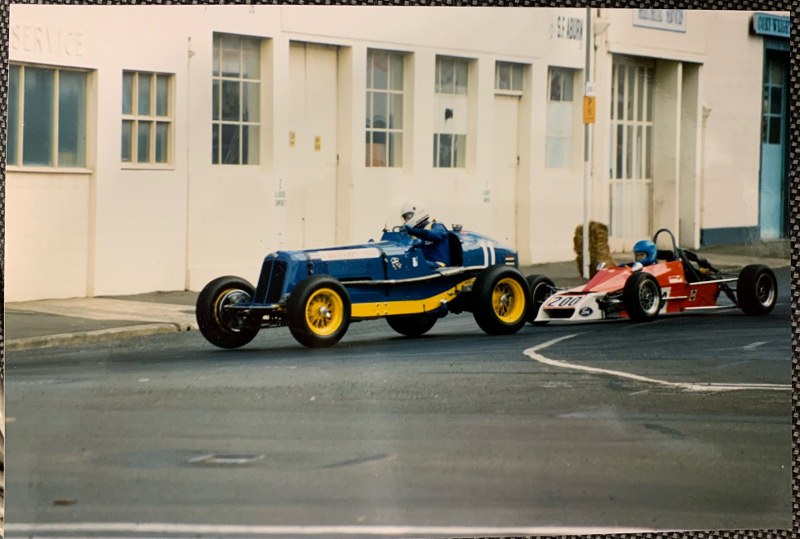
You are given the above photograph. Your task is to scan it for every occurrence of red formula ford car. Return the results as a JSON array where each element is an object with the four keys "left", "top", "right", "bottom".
[{"left": 528, "top": 229, "right": 778, "bottom": 323}]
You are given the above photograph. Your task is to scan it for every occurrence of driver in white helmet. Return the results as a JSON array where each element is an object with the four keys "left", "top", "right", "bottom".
[{"left": 400, "top": 202, "right": 450, "bottom": 269}]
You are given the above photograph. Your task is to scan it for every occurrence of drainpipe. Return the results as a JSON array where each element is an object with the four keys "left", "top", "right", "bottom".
[{"left": 581, "top": 7, "right": 593, "bottom": 280}]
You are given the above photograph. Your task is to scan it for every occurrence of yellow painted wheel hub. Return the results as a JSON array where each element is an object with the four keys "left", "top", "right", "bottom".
[
  {"left": 492, "top": 278, "right": 525, "bottom": 323},
  {"left": 305, "top": 287, "right": 344, "bottom": 336}
]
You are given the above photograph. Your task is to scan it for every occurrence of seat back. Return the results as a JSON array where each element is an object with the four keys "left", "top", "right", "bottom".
[{"left": 448, "top": 232, "right": 464, "bottom": 267}]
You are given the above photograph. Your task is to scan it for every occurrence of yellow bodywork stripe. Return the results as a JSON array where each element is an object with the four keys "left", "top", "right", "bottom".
[{"left": 350, "top": 278, "right": 475, "bottom": 319}]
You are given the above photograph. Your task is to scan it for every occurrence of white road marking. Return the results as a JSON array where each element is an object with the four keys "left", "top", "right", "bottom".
[
  {"left": 743, "top": 341, "right": 768, "bottom": 351},
  {"left": 4, "top": 523, "right": 660, "bottom": 537},
  {"left": 524, "top": 334, "right": 791, "bottom": 393}
]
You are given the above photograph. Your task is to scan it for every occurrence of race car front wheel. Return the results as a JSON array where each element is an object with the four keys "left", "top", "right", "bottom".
[
  {"left": 525, "top": 274, "right": 555, "bottom": 325},
  {"left": 622, "top": 272, "right": 661, "bottom": 322},
  {"left": 737, "top": 264, "right": 777, "bottom": 316},
  {"left": 196, "top": 276, "right": 260, "bottom": 349},
  {"left": 472, "top": 265, "right": 530, "bottom": 335},
  {"left": 287, "top": 275, "right": 352, "bottom": 348}
]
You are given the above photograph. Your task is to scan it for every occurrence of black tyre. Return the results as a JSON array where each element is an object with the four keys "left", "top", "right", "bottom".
[
  {"left": 526, "top": 274, "right": 556, "bottom": 325},
  {"left": 386, "top": 315, "right": 437, "bottom": 337},
  {"left": 196, "top": 276, "right": 260, "bottom": 349},
  {"left": 286, "top": 275, "right": 351, "bottom": 348},
  {"left": 622, "top": 271, "right": 661, "bottom": 322},
  {"left": 737, "top": 264, "right": 777, "bottom": 315},
  {"left": 472, "top": 265, "right": 530, "bottom": 335}
]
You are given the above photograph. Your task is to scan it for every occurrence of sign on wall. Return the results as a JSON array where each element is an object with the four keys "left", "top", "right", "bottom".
[
  {"left": 633, "top": 9, "right": 687, "bottom": 33},
  {"left": 752, "top": 13, "right": 790, "bottom": 39}
]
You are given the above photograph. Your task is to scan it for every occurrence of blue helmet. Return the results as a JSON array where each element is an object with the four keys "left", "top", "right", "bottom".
[{"left": 633, "top": 239, "right": 657, "bottom": 266}]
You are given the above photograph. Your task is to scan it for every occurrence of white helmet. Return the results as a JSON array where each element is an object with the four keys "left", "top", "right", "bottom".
[{"left": 400, "top": 202, "right": 429, "bottom": 228}]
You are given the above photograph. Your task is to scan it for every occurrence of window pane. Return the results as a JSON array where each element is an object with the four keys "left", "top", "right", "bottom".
[
  {"left": 243, "top": 125, "right": 259, "bottom": 165},
  {"left": 221, "top": 35, "right": 241, "bottom": 77},
  {"left": 645, "top": 126, "right": 653, "bottom": 177},
  {"left": 122, "top": 71, "right": 133, "bottom": 114},
  {"left": 389, "top": 53, "right": 403, "bottom": 91},
  {"left": 636, "top": 68, "right": 645, "bottom": 121},
  {"left": 138, "top": 73, "right": 152, "bottom": 115},
  {"left": 23, "top": 67, "right": 54, "bottom": 166},
  {"left": 242, "top": 38, "right": 260, "bottom": 79},
  {"left": 221, "top": 80, "right": 240, "bottom": 121},
  {"left": 213, "top": 80, "right": 220, "bottom": 121},
  {"left": 497, "top": 63, "right": 511, "bottom": 91},
  {"left": 636, "top": 126, "right": 643, "bottom": 178},
  {"left": 769, "top": 58, "right": 784, "bottom": 85},
  {"left": 454, "top": 134, "right": 466, "bottom": 167},
  {"left": 58, "top": 71, "right": 87, "bottom": 167},
  {"left": 156, "top": 75, "right": 169, "bottom": 116},
  {"left": 213, "top": 34, "right": 221, "bottom": 76},
  {"left": 437, "top": 134, "right": 452, "bottom": 167},
  {"left": 138, "top": 121, "right": 151, "bottom": 163},
  {"left": 122, "top": 120, "right": 133, "bottom": 162},
  {"left": 627, "top": 66, "right": 635, "bottom": 121},
  {"left": 562, "top": 69, "right": 573, "bottom": 101},
  {"left": 455, "top": 60, "right": 468, "bottom": 95},
  {"left": 616, "top": 66, "right": 625, "bottom": 120},
  {"left": 389, "top": 94, "right": 403, "bottom": 129},
  {"left": 626, "top": 125, "right": 633, "bottom": 179},
  {"left": 372, "top": 92, "right": 387, "bottom": 128},
  {"left": 373, "top": 52, "right": 389, "bottom": 90},
  {"left": 242, "top": 82, "right": 259, "bottom": 122},
  {"left": 549, "top": 69, "right": 562, "bottom": 101},
  {"left": 155, "top": 122, "right": 169, "bottom": 163},
  {"left": 437, "top": 58, "right": 454, "bottom": 94},
  {"left": 770, "top": 87, "right": 782, "bottom": 115},
  {"left": 615, "top": 125, "right": 623, "bottom": 179},
  {"left": 212, "top": 125, "right": 220, "bottom": 164},
  {"left": 9, "top": 65, "right": 20, "bottom": 165},
  {"left": 366, "top": 53, "right": 373, "bottom": 88},
  {"left": 221, "top": 124, "right": 240, "bottom": 164},
  {"left": 769, "top": 117, "right": 782, "bottom": 144},
  {"left": 646, "top": 68, "right": 654, "bottom": 121},
  {"left": 511, "top": 64, "right": 523, "bottom": 91},
  {"left": 388, "top": 133, "right": 402, "bottom": 167}
]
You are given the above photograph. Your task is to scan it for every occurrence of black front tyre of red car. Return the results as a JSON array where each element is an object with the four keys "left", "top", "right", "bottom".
[
  {"left": 525, "top": 274, "right": 555, "bottom": 325},
  {"left": 196, "top": 276, "right": 260, "bottom": 349},
  {"left": 737, "top": 264, "right": 777, "bottom": 315},
  {"left": 622, "top": 271, "right": 662, "bottom": 322}
]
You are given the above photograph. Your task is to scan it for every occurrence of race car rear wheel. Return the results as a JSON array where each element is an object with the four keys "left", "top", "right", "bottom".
[
  {"left": 287, "top": 275, "right": 351, "bottom": 348},
  {"left": 386, "top": 315, "right": 437, "bottom": 337},
  {"left": 526, "top": 274, "right": 556, "bottom": 325},
  {"left": 196, "top": 276, "right": 260, "bottom": 349},
  {"left": 737, "top": 264, "right": 777, "bottom": 316},
  {"left": 472, "top": 265, "right": 529, "bottom": 335},
  {"left": 622, "top": 272, "right": 661, "bottom": 322}
]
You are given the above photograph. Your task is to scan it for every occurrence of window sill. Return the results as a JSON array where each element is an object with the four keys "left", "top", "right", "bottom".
[
  {"left": 7, "top": 165, "right": 94, "bottom": 174},
  {"left": 121, "top": 163, "right": 176, "bottom": 171}
]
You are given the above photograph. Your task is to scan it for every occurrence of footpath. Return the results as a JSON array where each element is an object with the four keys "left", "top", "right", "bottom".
[{"left": 4, "top": 241, "right": 791, "bottom": 352}]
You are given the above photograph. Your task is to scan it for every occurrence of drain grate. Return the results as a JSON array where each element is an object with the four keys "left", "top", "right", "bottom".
[{"left": 188, "top": 453, "right": 265, "bottom": 465}]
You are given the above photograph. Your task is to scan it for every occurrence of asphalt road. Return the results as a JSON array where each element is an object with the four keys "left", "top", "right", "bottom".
[{"left": 4, "top": 268, "right": 793, "bottom": 537}]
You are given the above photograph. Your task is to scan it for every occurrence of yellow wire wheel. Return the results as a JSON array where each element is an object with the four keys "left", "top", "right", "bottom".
[
  {"left": 492, "top": 277, "right": 526, "bottom": 323},
  {"left": 287, "top": 275, "right": 352, "bottom": 348},
  {"left": 304, "top": 287, "right": 345, "bottom": 336},
  {"left": 472, "top": 265, "right": 529, "bottom": 335}
]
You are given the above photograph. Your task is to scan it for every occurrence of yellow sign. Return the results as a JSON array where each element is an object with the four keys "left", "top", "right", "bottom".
[
  {"left": 314, "top": 136, "right": 322, "bottom": 151},
  {"left": 583, "top": 96, "right": 596, "bottom": 124}
]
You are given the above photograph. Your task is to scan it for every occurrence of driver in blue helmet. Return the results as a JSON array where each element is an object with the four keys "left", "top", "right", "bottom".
[
  {"left": 633, "top": 239, "right": 657, "bottom": 266},
  {"left": 401, "top": 202, "right": 450, "bottom": 269}
]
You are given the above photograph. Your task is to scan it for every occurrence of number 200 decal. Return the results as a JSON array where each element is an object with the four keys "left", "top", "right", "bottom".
[{"left": 547, "top": 296, "right": 582, "bottom": 308}]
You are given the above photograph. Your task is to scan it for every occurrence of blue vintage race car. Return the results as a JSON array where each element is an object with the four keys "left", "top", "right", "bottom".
[{"left": 196, "top": 225, "right": 534, "bottom": 349}]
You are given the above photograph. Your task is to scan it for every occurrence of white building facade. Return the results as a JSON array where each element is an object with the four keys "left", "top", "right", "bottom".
[{"left": 6, "top": 6, "right": 789, "bottom": 301}]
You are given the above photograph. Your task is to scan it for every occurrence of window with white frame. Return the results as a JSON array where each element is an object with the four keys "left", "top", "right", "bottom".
[
  {"left": 366, "top": 49, "right": 404, "bottom": 167},
  {"left": 433, "top": 56, "right": 469, "bottom": 168},
  {"left": 8, "top": 64, "right": 88, "bottom": 168},
  {"left": 122, "top": 71, "right": 173, "bottom": 165},
  {"left": 495, "top": 61, "right": 524, "bottom": 94},
  {"left": 212, "top": 33, "right": 261, "bottom": 165},
  {"left": 545, "top": 66, "right": 575, "bottom": 169}
]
